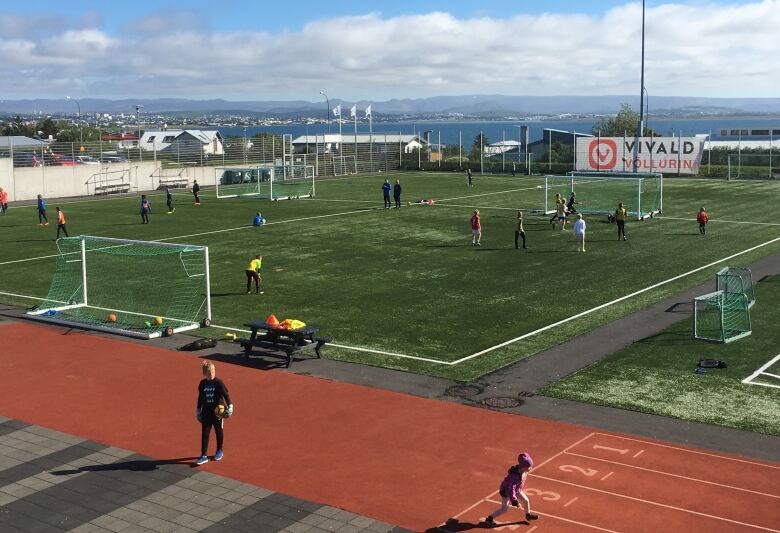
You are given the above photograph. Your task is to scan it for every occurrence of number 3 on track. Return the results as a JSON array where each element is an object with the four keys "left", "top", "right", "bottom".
[{"left": 525, "top": 488, "right": 561, "bottom": 501}]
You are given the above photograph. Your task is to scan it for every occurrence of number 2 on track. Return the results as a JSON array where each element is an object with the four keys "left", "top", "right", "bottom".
[
  {"left": 592, "top": 444, "right": 629, "bottom": 454},
  {"left": 559, "top": 464, "right": 598, "bottom": 477}
]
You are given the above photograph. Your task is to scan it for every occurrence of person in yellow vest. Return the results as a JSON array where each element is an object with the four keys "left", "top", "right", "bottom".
[
  {"left": 615, "top": 202, "right": 628, "bottom": 241},
  {"left": 55, "top": 207, "right": 69, "bottom": 239},
  {"left": 245, "top": 255, "right": 263, "bottom": 294}
]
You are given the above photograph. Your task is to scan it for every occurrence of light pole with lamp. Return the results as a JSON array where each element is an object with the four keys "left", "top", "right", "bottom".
[
  {"left": 66, "top": 96, "right": 82, "bottom": 146},
  {"left": 634, "top": 0, "right": 646, "bottom": 173},
  {"left": 319, "top": 91, "right": 330, "bottom": 134},
  {"left": 135, "top": 105, "right": 143, "bottom": 161}
]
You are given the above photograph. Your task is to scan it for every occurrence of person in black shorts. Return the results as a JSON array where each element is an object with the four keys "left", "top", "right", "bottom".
[
  {"left": 166, "top": 187, "right": 175, "bottom": 213},
  {"left": 192, "top": 180, "right": 201, "bottom": 206},
  {"left": 196, "top": 361, "right": 233, "bottom": 465}
]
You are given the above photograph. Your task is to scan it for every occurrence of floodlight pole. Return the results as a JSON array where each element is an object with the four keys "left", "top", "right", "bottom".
[
  {"left": 66, "top": 96, "right": 82, "bottom": 145},
  {"left": 135, "top": 104, "right": 143, "bottom": 161},
  {"left": 319, "top": 91, "right": 330, "bottom": 133},
  {"left": 634, "top": 0, "right": 646, "bottom": 173}
]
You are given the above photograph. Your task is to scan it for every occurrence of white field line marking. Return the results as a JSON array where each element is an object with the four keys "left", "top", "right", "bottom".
[
  {"left": 633, "top": 450, "right": 645, "bottom": 459},
  {"left": 593, "top": 433, "right": 780, "bottom": 470},
  {"left": 564, "top": 452, "right": 780, "bottom": 499},
  {"left": 449, "top": 234, "right": 780, "bottom": 365},
  {"left": 658, "top": 216, "right": 780, "bottom": 226},
  {"left": 0, "top": 290, "right": 48, "bottom": 301},
  {"left": 564, "top": 497, "right": 578, "bottom": 507},
  {"left": 533, "top": 474, "right": 780, "bottom": 532},
  {"left": 435, "top": 203, "right": 534, "bottom": 212},
  {"left": 481, "top": 500, "right": 622, "bottom": 533},
  {"left": 600, "top": 472, "right": 613, "bottom": 482},
  {"left": 743, "top": 353, "right": 780, "bottom": 389},
  {"left": 449, "top": 495, "right": 497, "bottom": 520}
]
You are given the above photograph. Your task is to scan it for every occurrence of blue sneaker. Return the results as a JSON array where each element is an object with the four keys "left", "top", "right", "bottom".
[
  {"left": 195, "top": 455, "right": 208, "bottom": 466},
  {"left": 214, "top": 450, "right": 224, "bottom": 461}
]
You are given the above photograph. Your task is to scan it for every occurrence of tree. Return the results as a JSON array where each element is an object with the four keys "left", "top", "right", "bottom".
[
  {"left": 470, "top": 133, "right": 488, "bottom": 161},
  {"left": 592, "top": 104, "right": 657, "bottom": 137},
  {"left": 37, "top": 118, "right": 59, "bottom": 139}
]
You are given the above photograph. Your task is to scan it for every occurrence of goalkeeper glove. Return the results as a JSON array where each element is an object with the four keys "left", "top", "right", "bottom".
[
  {"left": 195, "top": 408, "right": 202, "bottom": 423},
  {"left": 226, "top": 404, "right": 234, "bottom": 418}
]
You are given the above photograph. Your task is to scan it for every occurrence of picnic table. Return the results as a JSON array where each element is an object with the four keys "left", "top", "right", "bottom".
[{"left": 238, "top": 320, "right": 331, "bottom": 367}]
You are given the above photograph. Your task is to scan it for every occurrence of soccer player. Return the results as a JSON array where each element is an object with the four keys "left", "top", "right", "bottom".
[
  {"left": 195, "top": 361, "right": 233, "bottom": 465},
  {"left": 0, "top": 187, "right": 7, "bottom": 214},
  {"left": 467, "top": 168, "right": 474, "bottom": 187},
  {"left": 697, "top": 207, "right": 709, "bottom": 235},
  {"left": 140, "top": 194, "right": 151, "bottom": 224},
  {"left": 245, "top": 254, "right": 263, "bottom": 294},
  {"left": 252, "top": 212, "right": 265, "bottom": 226},
  {"left": 166, "top": 187, "right": 175, "bottom": 213},
  {"left": 37, "top": 194, "right": 49, "bottom": 226},
  {"left": 574, "top": 213, "right": 586, "bottom": 252},
  {"left": 615, "top": 202, "right": 628, "bottom": 240},
  {"left": 550, "top": 193, "right": 563, "bottom": 225},
  {"left": 471, "top": 210, "right": 481, "bottom": 246},
  {"left": 484, "top": 453, "right": 538, "bottom": 527},
  {"left": 381, "top": 179, "right": 391, "bottom": 209},
  {"left": 566, "top": 191, "right": 577, "bottom": 214},
  {"left": 192, "top": 180, "right": 201, "bottom": 206},
  {"left": 55, "top": 207, "right": 68, "bottom": 238},
  {"left": 554, "top": 198, "right": 567, "bottom": 230},
  {"left": 393, "top": 179, "right": 402, "bottom": 209},
  {"left": 515, "top": 211, "right": 527, "bottom": 250}
]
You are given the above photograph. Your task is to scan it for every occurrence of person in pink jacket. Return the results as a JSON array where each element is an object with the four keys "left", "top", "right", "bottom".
[{"left": 484, "top": 452, "right": 538, "bottom": 527}]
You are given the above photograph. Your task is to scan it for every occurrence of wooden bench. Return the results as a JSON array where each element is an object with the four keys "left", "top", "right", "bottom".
[{"left": 239, "top": 321, "right": 331, "bottom": 367}]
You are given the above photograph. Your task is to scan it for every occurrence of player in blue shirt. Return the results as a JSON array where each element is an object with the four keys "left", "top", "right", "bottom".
[
  {"left": 140, "top": 195, "right": 152, "bottom": 224},
  {"left": 252, "top": 212, "right": 265, "bottom": 226},
  {"left": 37, "top": 194, "right": 49, "bottom": 226},
  {"left": 382, "top": 179, "right": 391, "bottom": 209}
]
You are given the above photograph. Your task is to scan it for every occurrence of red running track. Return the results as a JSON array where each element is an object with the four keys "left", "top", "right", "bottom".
[{"left": 1, "top": 322, "right": 778, "bottom": 532}]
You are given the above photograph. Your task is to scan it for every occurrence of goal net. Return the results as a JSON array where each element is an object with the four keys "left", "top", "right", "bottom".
[
  {"left": 543, "top": 172, "right": 663, "bottom": 219},
  {"left": 727, "top": 153, "right": 777, "bottom": 180},
  {"left": 716, "top": 267, "right": 755, "bottom": 308},
  {"left": 694, "top": 290, "right": 751, "bottom": 343},
  {"left": 215, "top": 165, "right": 315, "bottom": 200},
  {"left": 28, "top": 236, "right": 211, "bottom": 339}
]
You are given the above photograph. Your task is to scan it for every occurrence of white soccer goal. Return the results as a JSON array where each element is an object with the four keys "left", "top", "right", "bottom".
[
  {"left": 544, "top": 172, "right": 663, "bottom": 220},
  {"left": 28, "top": 236, "right": 211, "bottom": 339},
  {"left": 215, "top": 165, "right": 315, "bottom": 200},
  {"left": 727, "top": 153, "right": 777, "bottom": 180}
]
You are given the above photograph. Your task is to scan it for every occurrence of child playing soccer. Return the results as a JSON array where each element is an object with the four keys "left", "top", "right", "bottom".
[
  {"left": 550, "top": 193, "right": 564, "bottom": 226},
  {"left": 166, "top": 187, "right": 175, "bottom": 213},
  {"left": 554, "top": 198, "right": 567, "bottom": 230},
  {"left": 140, "top": 194, "right": 152, "bottom": 224},
  {"left": 0, "top": 187, "right": 8, "bottom": 214},
  {"left": 192, "top": 180, "right": 201, "bottom": 206},
  {"left": 252, "top": 212, "right": 265, "bottom": 226},
  {"left": 467, "top": 168, "right": 474, "bottom": 187},
  {"left": 195, "top": 361, "right": 233, "bottom": 465},
  {"left": 515, "top": 211, "right": 527, "bottom": 250},
  {"left": 37, "top": 194, "right": 49, "bottom": 226},
  {"left": 697, "top": 207, "right": 709, "bottom": 235},
  {"left": 484, "top": 452, "right": 538, "bottom": 527},
  {"left": 55, "top": 207, "right": 68, "bottom": 238},
  {"left": 574, "top": 213, "right": 586, "bottom": 252},
  {"left": 470, "top": 210, "right": 481, "bottom": 246},
  {"left": 245, "top": 254, "right": 263, "bottom": 294}
]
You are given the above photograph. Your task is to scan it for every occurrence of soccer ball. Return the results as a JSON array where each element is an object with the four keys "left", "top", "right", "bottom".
[
  {"left": 214, "top": 404, "right": 230, "bottom": 419},
  {"left": 154, "top": 316, "right": 163, "bottom": 326},
  {"left": 108, "top": 313, "right": 117, "bottom": 322}
]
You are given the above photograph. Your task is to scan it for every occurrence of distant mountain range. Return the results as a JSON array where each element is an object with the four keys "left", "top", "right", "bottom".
[{"left": 2, "top": 95, "right": 779, "bottom": 117}]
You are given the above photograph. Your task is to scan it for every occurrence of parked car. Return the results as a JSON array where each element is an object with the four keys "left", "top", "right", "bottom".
[
  {"left": 99, "top": 154, "right": 128, "bottom": 163},
  {"left": 74, "top": 155, "right": 100, "bottom": 165},
  {"left": 52, "top": 154, "right": 83, "bottom": 166}
]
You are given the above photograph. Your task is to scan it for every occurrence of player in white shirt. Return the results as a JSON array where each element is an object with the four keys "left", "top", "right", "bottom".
[{"left": 574, "top": 213, "right": 586, "bottom": 252}]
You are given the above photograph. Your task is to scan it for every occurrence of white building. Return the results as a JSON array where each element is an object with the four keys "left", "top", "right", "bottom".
[
  {"left": 138, "top": 130, "right": 224, "bottom": 155},
  {"left": 292, "top": 133, "right": 424, "bottom": 154}
]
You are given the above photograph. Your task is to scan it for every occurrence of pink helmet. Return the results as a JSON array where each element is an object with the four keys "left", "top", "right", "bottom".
[{"left": 518, "top": 452, "right": 533, "bottom": 469}]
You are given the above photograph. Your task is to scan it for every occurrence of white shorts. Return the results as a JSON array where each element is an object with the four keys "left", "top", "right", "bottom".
[{"left": 472, "top": 229, "right": 481, "bottom": 236}]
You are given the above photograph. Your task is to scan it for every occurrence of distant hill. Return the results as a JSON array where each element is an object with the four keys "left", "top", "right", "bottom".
[{"left": 1, "top": 95, "right": 779, "bottom": 117}]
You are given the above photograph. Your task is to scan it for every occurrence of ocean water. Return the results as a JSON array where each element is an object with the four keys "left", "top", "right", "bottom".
[{"left": 218, "top": 117, "right": 780, "bottom": 146}]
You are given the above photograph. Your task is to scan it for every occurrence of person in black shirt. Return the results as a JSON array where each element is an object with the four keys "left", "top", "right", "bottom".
[
  {"left": 393, "top": 180, "right": 402, "bottom": 209},
  {"left": 192, "top": 180, "right": 201, "bottom": 206},
  {"left": 196, "top": 361, "right": 233, "bottom": 465},
  {"left": 166, "top": 187, "right": 175, "bottom": 213}
]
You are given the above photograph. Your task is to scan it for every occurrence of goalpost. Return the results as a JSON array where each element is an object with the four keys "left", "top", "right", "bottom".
[
  {"left": 543, "top": 171, "right": 663, "bottom": 220},
  {"left": 727, "top": 153, "right": 776, "bottom": 180},
  {"left": 27, "top": 236, "right": 211, "bottom": 339},
  {"left": 215, "top": 165, "right": 315, "bottom": 200}
]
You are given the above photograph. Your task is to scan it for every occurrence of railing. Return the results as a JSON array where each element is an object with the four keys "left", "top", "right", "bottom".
[{"left": 85, "top": 167, "right": 134, "bottom": 196}]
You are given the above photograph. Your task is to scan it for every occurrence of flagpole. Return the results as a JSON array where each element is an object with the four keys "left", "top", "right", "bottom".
[
  {"left": 353, "top": 107, "right": 357, "bottom": 168},
  {"left": 369, "top": 108, "right": 373, "bottom": 172}
]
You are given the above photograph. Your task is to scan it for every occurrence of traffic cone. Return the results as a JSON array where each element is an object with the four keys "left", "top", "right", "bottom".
[{"left": 266, "top": 314, "right": 280, "bottom": 327}]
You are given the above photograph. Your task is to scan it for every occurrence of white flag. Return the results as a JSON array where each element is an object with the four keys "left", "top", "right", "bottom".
[
  {"left": 332, "top": 104, "right": 341, "bottom": 117},
  {"left": 349, "top": 105, "right": 357, "bottom": 119},
  {"left": 364, "top": 105, "right": 372, "bottom": 118}
]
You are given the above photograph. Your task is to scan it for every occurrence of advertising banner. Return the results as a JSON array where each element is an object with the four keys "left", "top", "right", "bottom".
[{"left": 576, "top": 136, "right": 704, "bottom": 174}]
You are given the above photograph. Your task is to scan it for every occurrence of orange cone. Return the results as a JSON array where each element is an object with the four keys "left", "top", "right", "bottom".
[{"left": 266, "top": 314, "right": 279, "bottom": 327}]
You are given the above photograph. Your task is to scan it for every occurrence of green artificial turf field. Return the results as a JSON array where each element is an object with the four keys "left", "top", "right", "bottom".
[
  {"left": 2, "top": 172, "right": 780, "bottom": 385},
  {"left": 541, "top": 275, "right": 780, "bottom": 435}
]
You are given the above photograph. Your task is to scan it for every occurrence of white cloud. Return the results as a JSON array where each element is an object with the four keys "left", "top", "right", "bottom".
[{"left": 0, "top": 2, "right": 777, "bottom": 99}]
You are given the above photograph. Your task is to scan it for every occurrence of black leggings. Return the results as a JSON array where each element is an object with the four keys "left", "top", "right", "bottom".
[
  {"left": 515, "top": 230, "right": 526, "bottom": 249},
  {"left": 201, "top": 417, "right": 223, "bottom": 455},
  {"left": 57, "top": 224, "right": 68, "bottom": 238},
  {"left": 39, "top": 210, "right": 48, "bottom": 223},
  {"left": 617, "top": 220, "right": 626, "bottom": 239},
  {"left": 141, "top": 211, "right": 149, "bottom": 224},
  {"left": 246, "top": 270, "right": 261, "bottom": 293}
]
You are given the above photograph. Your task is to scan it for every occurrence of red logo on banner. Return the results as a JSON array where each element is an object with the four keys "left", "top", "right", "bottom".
[{"left": 588, "top": 139, "right": 617, "bottom": 170}]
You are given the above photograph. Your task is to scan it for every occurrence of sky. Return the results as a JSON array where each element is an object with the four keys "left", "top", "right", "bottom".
[{"left": 0, "top": 0, "right": 776, "bottom": 101}]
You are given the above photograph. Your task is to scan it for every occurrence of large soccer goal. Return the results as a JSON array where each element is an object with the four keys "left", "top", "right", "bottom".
[
  {"left": 727, "top": 153, "right": 776, "bottom": 180},
  {"left": 215, "top": 165, "right": 315, "bottom": 200},
  {"left": 28, "top": 236, "right": 211, "bottom": 339},
  {"left": 543, "top": 171, "right": 663, "bottom": 219}
]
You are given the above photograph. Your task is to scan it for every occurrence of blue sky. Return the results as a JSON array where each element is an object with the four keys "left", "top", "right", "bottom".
[{"left": 0, "top": 1, "right": 776, "bottom": 100}]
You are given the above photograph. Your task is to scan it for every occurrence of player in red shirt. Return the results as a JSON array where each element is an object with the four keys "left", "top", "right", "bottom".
[
  {"left": 697, "top": 207, "right": 709, "bottom": 235},
  {"left": 471, "top": 210, "right": 481, "bottom": 246}
]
